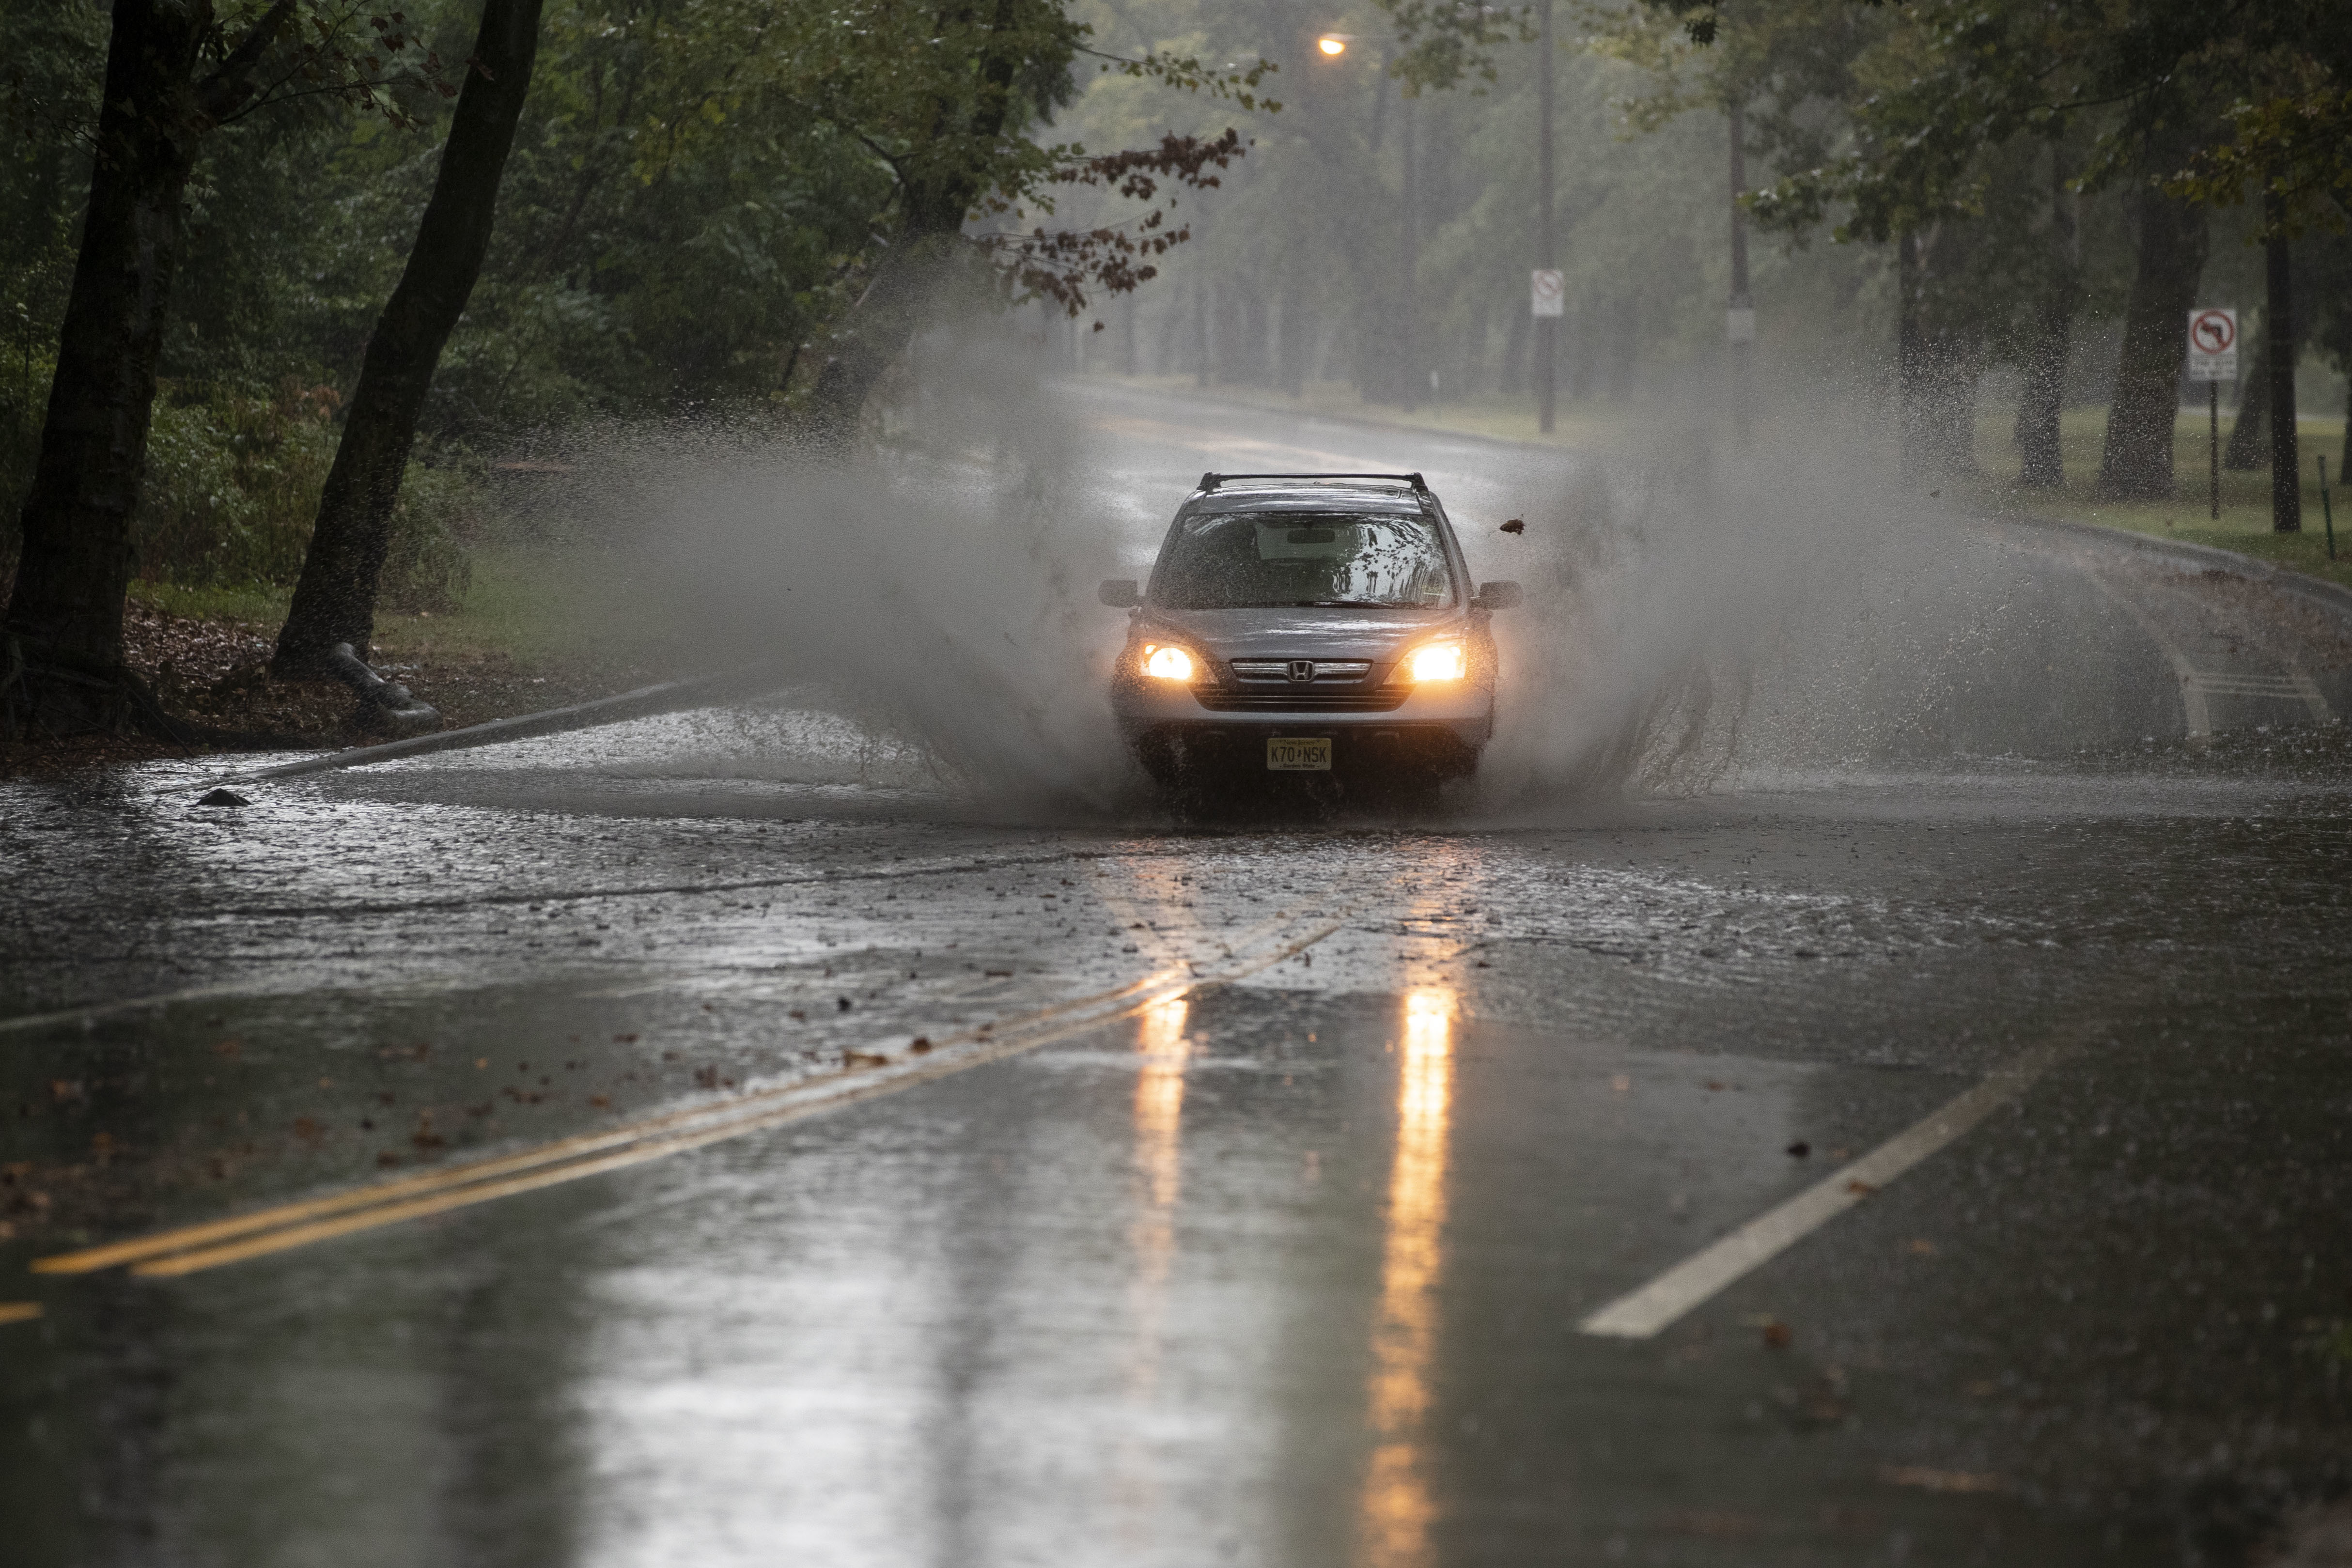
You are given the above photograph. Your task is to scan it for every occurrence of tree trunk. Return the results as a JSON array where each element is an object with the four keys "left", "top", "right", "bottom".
[
  {"left": 2264, "top": 197, "right": 2300, "bottom": 532},
  {"left": 273, "top": 0, "right": 545, "bottom": 676},
  {"left": 2014, "top": 140, "right": 2076, "bottom": 489},
  {"left": 2096, "top": 159, "right": 2209, "bottom": 500},
  {"left": 1193, "top": 281, "right": 1212, "bottom": 386},
  {"left": 3, "top": 1, "right": 214, "bottom": 733},
  {"left": 1897, "top": 230, "right": 1927, "bottom": 485},
  {"left": 1397, "top": 86, "right": 1420, "bottom": 412},
  {"left": 2223, "top": 329, "right": 2267, "bottom": 469}
]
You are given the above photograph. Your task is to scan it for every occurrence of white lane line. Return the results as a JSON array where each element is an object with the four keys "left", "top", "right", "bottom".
[{"left": 1577, "top": 1041, "right": 2072, "bottom": 1339}]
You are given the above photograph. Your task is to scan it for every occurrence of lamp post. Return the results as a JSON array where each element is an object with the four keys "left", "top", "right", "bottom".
[
  {"left": 1400, "top": 82, "right": 1418, "bottom": 411},
  {"left": 1535, "top": 0, "right": 1557, "bottom": 434}
]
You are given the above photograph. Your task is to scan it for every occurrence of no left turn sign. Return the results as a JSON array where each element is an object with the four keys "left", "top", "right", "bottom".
[
  {"left": 2187, "top": 307, "right": 2237, "bottom": 381},
  {"left": 1530, "top": 269, "right": 1564, "bottom": 318}
]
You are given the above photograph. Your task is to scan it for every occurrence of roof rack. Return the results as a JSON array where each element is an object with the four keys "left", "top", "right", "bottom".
[{"left": 1198, "top": 471, "right": 1428, "bottom": 494}]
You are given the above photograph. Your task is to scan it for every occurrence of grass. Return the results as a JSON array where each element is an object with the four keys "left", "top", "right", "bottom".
[
  {"left": 1948, "top": 407, "right": 2352, "bottom": 592},
  {"left": 127, "top": 543, "right": 677, "bottom": 670},
  {"left": 130, "top": 579, "right": 292, "bottom": 627}
]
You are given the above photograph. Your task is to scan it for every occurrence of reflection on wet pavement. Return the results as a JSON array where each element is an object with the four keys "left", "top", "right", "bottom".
[{"left": 1360, "top": 987, "right": 1454, "bottom": 1568}]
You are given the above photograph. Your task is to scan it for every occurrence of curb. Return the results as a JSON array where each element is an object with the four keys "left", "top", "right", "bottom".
[{"left": 1962, "top": 509, "right": 2352, "bottom": 635}]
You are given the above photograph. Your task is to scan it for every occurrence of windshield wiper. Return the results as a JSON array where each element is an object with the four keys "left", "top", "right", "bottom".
[{"left": 1297, "top": 599, "right": 1392, "bottom": 608}]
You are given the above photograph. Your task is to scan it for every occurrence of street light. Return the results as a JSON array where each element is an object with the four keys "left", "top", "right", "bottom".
[{"left": 1316, "top": 33, "right": 1349, "bottom": 56}]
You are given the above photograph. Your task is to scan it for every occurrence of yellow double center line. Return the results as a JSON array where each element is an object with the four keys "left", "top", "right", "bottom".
[{"left": 36, "top": 904, "right": 1354, "bottom": 1281}]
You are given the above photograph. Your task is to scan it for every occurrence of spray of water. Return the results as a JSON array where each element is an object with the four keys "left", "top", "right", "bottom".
[
  {"left": 524, "top": 326, "right": 1137, "bottom": 817},
  {"left": 502, "top": 317, "right": 2218, "bottom": 822}
]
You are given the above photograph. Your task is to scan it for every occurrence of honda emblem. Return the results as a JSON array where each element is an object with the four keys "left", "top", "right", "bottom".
[{"left": 1288, "top": 659, "right": 1315, "bottom": 683}]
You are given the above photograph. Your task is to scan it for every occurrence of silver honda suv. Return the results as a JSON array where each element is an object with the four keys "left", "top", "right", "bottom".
[{"left": 1100, "top": 472, "right": 1519, "bottom": 795}]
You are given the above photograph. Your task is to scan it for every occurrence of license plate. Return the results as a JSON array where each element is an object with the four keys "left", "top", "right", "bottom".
[{"left": 1266, "top": 736, "right": 1333, "bottom": 771}]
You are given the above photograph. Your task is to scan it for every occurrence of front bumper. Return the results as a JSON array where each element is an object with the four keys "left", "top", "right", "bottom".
[{"left": 1112, "top": 676, "right": 1493, "bottom": 776}]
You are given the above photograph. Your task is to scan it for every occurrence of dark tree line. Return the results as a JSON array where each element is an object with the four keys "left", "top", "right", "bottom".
[{"left": 2, "top": 0, "right": 1263, "bottom": 737}]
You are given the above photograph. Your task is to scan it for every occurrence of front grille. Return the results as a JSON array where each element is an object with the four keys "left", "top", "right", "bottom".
[
  {"left": 1193, "top": 690, "right": 1407, "bottom": 713},
  {"left": 1229, "top": 658, "right": 1374, "bottom": 683}
]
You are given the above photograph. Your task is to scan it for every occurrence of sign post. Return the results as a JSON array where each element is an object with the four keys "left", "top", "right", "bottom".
[
  {"left": 1532, "top": 0, "right": 1557, "bottom": 434},
  {"left": 2186, "top": 309, "right": 2237, "bottom": 522},
  {"left": 1531, "top": 267, "right": 1563, "bottom": 435}
]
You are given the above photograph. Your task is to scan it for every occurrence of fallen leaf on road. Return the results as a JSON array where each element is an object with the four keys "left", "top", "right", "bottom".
[
  {"left": 1905, "top": 1239, "right": 1938, "bottom": 1257},
  {"left": 1845, "top": 1179, "right": 1878, "bottom": 1196},
  {"left": 292, "top": 1118, "right": 323, "bottom": 1145},
  {"left": 1762, "top": 1321, "right": 1793, "bottom": 1350},
  {"left": 909, "top": 1037, "right": 934, "bottom": 1054},
  {"left": 1786, "top": 1141, "right": 1811, "bottom": 1158}
]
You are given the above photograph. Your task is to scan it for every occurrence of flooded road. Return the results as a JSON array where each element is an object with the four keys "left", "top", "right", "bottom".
[{"left": 5, "top": 387, "right": 2352, "bottom": 1566}]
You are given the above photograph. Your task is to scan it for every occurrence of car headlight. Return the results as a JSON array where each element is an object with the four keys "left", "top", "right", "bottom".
[
  {"left": 1140, "top": 643, "right": 1197, "bottom": 682},
  {"left": 1400, "top": 640, "right": 1466, "bottom": 683}
]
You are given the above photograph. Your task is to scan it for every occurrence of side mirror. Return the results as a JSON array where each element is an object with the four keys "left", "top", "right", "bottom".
[
  {"left": 1098, "top": 579, "right": 1141, "bottom": 608},
  {"left": 1473, "top": 580, "right": 1523, "bottom": 610}
]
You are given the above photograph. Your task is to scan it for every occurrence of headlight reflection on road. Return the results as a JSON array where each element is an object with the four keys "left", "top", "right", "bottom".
[
  {"left": 1360, "top": 985, "right": 1457, "bottom": 1568},
  {"left": 1124, "top": 996, "right": 1192, "bottom": 1380},
  {"left": 1116, "top": 996, "right": 1192, "bottom": 1537},
  {"left": 1132, "top": 996, "right": 1192, "bottom": 1218}
]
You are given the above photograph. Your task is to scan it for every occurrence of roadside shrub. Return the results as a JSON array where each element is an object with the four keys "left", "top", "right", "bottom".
[
  {"left": 5, "top": 372, "right": 480, "bottom": 614},
  {"left": 0, "top": 344, "right": 55, "bottom": 590},
  {"left": 379, "top": 451, "right": 476, "bottom": 613},
  {"left": 134, "top": 382, "right": 339, "bottom": 586},
  {"left": 127, "top": 382, "right": 475, "bottom": 611}
]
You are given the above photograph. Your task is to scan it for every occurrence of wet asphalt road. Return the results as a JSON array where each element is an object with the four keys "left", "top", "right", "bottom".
[{"left": 5, "top": 386, "right": 2352, "bottom": 1567}]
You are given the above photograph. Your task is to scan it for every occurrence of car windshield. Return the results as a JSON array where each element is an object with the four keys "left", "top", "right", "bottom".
[{"left": 1151, "top": 511, "right": 1456, "bottom": 610}]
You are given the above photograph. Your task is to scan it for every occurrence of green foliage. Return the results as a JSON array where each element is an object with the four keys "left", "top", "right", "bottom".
[
  {"left": 126, "top": 383, "right": 469, "bottom": 608},
  {"left": 1377, "top": 0, "right": 1537, "bottom": 94},
  {"left": 133, "top": 385, "right": 338, "bottom": 589},
  {"left": 4, "top": 0, "right": 1281, "bottom": 609},
  {"left": 2170, "top": 85, "right": 2352, "bottom": 239},
  {"left": 379, "top": 453, "right": 478, "bottom": 612}
]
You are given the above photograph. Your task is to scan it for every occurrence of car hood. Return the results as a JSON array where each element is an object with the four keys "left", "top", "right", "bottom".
[{"left": 1137, "top": 605, "right": 1460, "bottom": 663}]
